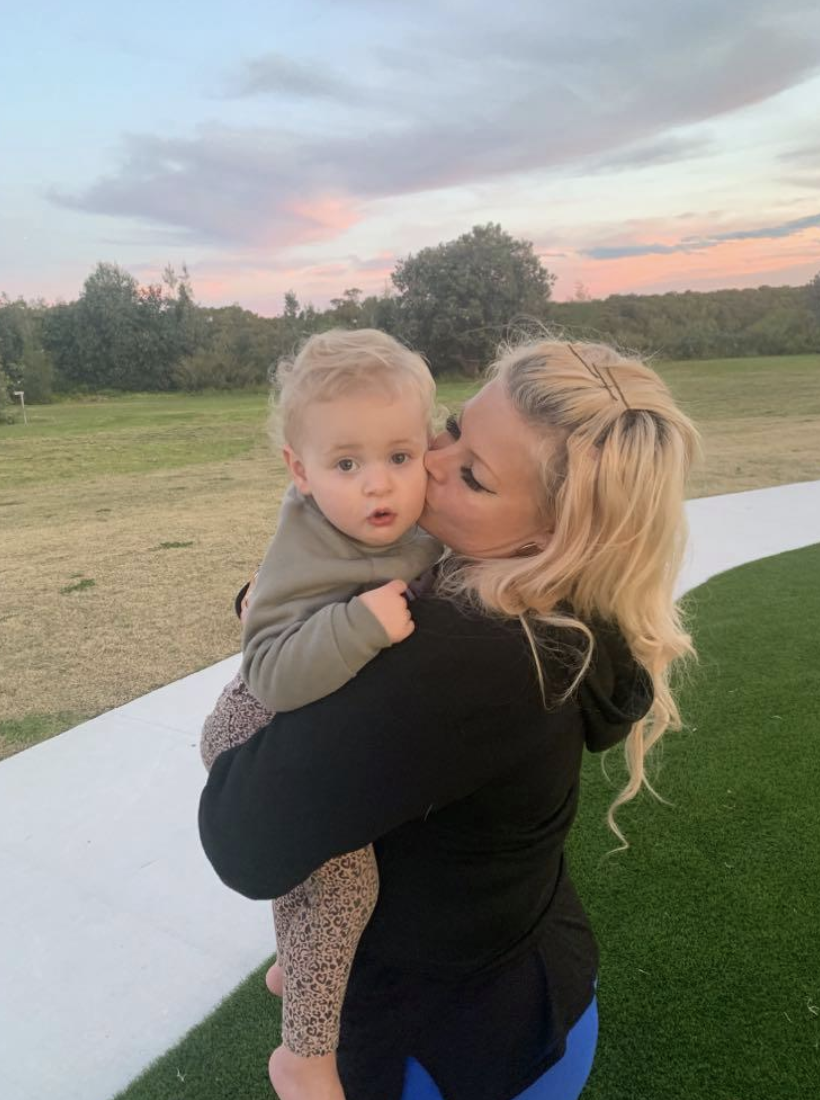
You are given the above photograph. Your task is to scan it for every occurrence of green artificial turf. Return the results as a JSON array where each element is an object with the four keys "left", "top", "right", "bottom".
[
  {"left": 111, "top": 958, "right": 281, "bottom": 1100},
  {"left": 115, "top": 544, "right": 820, "bottom": 1100},
  {"left": 572, "top": 543, "right": 820, "bottom": 1100}
]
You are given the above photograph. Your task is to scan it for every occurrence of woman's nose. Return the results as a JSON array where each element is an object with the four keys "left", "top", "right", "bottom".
[{"left": 424, "top": 439, "right": 450, "bottom": 481}]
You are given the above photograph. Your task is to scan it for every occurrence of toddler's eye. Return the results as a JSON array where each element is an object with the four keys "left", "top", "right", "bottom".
[
  {"left": 337, "top": 458, "right": 357, "bottom": 472},
  {"left": 390, "top": 452, "right": 411, "bottom": 465},
  {"left": 445, "top": 414, "right": 461, "bottom": 440}
]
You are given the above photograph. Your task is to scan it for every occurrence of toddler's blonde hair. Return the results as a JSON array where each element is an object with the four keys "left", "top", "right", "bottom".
[{"left": 272, "top": 329, "right": 435, "bottom": 448}]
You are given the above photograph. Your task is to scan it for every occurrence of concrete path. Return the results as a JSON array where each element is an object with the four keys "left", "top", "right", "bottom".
[{"left": 1, "top": 479, "right": 819, "bottom": 1100}]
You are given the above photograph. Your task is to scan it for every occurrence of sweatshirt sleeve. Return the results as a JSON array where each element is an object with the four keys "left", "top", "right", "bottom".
[
  {"left": 240, "top": 489, "right": 391, "bottom": 712},
  {"left": 244, "top": 596, "right": 390, "bottom": 713},
  {"left": 199, "top": 599, "right": 544, "bottom": 900}
]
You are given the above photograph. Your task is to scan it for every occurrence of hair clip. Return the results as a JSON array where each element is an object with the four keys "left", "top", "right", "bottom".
[{"left": 567, "top": 344, "right": 631, "bottom": 409}]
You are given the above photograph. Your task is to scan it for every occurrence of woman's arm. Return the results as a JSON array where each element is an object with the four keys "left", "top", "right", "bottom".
[{"left": 199, "top": 598, "right": 546, "bottom": 900}]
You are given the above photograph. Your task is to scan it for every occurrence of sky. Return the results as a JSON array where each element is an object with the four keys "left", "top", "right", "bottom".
[{"left": 2, "top": 0, "right": 820, "bottom": 313}]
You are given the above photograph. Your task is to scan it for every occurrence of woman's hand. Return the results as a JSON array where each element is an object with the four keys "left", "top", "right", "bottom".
[
  {"left": 239, "top": 572, "right": 259, "bottom": 622},
  {"left": 359, "top": 579, "right": 414, "bottom": 643}
]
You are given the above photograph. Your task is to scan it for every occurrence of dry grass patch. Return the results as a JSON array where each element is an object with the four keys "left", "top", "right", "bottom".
[
  {"left": 0, "top": 443, "right": 288, "bottom": 757},
  {"left": 687, "top": 414, "right": 820, "bottom": 499}
]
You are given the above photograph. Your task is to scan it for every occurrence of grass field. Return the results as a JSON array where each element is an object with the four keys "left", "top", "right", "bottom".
[
  {"left": 112, "top": 544, "right": 820, "bottom": 1100},
  {"left": 1, "top": 354, "right": 818, "bottom": 759}
]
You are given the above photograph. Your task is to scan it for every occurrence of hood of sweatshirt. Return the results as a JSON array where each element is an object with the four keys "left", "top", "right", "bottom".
[{"left": 579, "top": 622, "right": 654, "bottom": 753}]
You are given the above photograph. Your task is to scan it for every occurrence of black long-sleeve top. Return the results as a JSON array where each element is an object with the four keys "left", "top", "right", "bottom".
[{"left": 199, "top": 594, "right": 652, "bottom": 1100}]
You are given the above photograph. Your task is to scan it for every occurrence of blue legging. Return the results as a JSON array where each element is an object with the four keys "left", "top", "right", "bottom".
[{"left": 400, "top": 994, "right": 599, "bottom": 1100}]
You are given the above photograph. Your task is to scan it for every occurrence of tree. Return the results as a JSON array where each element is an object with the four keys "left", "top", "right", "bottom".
[
  {"left": 41, "top": 261, "right": 209, "bottom": 391},
  {"left": 42, "top": 302, "right": 81, "bottom": 391},
  {"left": 0, "top": 364, "right": 13, "bottom": 423},
  {"left": 283, "top": 290, "right": 300, "bottom": 320},
  {"left": 358, "top": 291, "right": 400, "bottom": 335},
  {"left": 329, "top": 288, "right": 363, "bottom": 327},
  {"left": 175, "top": 304, "right": 279, "bottom": 390},
  {"left": 0, "top": 295, "right": 54, "bottom": 402},
  {"left": 808, "top": 273, "right": 820, "bottom": 322},
  {"left": 0, "top": 294, "right": 25, "bottom": 371},
  {"left": 807, "top": 273, "right": 820, "bottom": 353},
  {"left": 71, "top": 262, "right": 141, "bottom": 388},
  {"left": 392, "top": 224, "right": 556, "bottom": 375},
  {"left": 16, "top": 331, "right": 53, "bottom": 403}
]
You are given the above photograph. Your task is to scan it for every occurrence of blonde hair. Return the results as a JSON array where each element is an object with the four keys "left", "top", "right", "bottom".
[
  {"left": 272, "top": 328, "right": 436, "bottom": 448},
  {"left": 437, "top": 338, "right": 700, "bottom": 845}
]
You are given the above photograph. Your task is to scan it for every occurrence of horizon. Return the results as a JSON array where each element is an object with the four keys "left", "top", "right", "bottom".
[
  {"left": 5, "top": 263, "right": 814, "bottom": 320},
  {"left": 3, "top": 1, "right": 820, "bottom": 313}
]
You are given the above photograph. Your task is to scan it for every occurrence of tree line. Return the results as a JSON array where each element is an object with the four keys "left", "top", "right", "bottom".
[{"left": 2, "top": 223, "right": 819, "bottom": 414}]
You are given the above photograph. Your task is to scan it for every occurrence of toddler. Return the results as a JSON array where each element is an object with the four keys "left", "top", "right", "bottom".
[{"left": 201, "top": 328, "right": 441, "bottom": 1100}]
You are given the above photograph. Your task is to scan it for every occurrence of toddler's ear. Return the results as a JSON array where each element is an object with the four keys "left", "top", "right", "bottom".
[{"left": 282, "top": 445, "right": 311, "bottom": 494}]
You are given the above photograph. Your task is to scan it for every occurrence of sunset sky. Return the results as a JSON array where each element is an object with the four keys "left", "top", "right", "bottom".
[{"left": 3, "top": 0, "right": 820, "bottom": 313}]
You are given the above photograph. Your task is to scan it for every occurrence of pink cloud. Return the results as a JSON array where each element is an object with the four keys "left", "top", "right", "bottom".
[
  {"left": 283, "top": 195, "right": 363, "bottom": 241},
  {"left": 550, "top": 226, "right": 820, "bottom": 299}
]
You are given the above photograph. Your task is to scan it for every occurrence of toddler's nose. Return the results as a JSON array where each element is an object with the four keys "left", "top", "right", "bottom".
[{"left": 364, "top": 467, "right": 392, "bottom": 495}]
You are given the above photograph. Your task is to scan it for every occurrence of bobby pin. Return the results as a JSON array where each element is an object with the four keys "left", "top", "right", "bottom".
[{"left": 567, "top": 344, "right": 631, "bottom": 409}]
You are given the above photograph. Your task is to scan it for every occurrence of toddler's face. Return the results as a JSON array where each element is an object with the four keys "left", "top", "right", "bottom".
[{"left": 284, "top": 387, "right": 430, "bottom": 546}]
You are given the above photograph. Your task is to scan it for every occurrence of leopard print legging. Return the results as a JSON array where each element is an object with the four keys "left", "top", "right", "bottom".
[{"left": 200, "top": 673, "right": 379, "bottom": 1056}]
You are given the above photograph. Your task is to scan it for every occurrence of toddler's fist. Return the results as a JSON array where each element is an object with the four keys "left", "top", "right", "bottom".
[{"left": 359, "top": 579, "right": 414, "bottom": 644}]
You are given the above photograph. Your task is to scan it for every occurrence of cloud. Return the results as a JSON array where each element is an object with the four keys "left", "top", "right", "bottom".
[
  {"left": 567, "top": 232, "right": 820, "bottom": 298},
  {"left": 584, "top": 212, "right": 820, "bottom": 259},
  {"left": 779, "top": 141, "right": 820, "bottom": 165},
  {"left": 51, "top": 0, "right": 820, "bottom": 248},
  {"left": 585, "top": 136, "right": 713, "bottom": 174},
  {"left": 585, "top": 242, "right": 682, "bottom": 260},
  {"left": 224, "top": 52, "right": 363, "bottom": 102},
  {"left": 783, "top": 173, "right": 820, "bottom": 191},
  {"left": 49, "top": 127, "right": 366, "bottom": 247},
  {"left": 691, "top": 212, "right": 820, "bottom": 243}
]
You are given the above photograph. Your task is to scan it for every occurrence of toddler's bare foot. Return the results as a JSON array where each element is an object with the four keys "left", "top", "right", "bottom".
[
  {"left": 268, "top": 1046, "right": 345, "bottom": 1100},
  {"left": 266, "top": 961, "right": 284, "bottom": 997}
]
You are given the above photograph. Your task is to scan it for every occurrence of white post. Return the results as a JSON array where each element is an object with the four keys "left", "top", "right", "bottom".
[{"left": 12, "top": 390, "right": 27, "bottom": 425}]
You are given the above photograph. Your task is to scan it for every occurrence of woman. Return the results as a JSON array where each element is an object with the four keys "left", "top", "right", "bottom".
[{"left": 199, "top": 337, "right": 698, "bottom": 1100}]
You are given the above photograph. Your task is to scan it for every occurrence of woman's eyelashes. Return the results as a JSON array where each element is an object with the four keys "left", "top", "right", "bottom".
[
  {"left": 445, "top": 414, "right": 487, "bottom": 492},
  {"left": 460, "top": 466, "right": 487, "bottom": 492}
]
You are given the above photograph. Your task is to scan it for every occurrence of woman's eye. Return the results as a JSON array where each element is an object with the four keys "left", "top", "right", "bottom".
[
  {"left": 337, "top": 458, "right": 357, "bottom": 472},
  {"left": 390, "top": 452, "right": 411, "bottom": 465},
  {"left": 445, "top": 414, "right": 462, "bottom": 440},
  {"left": 460, "top": 465, "right": 487, "bottom": 493}
]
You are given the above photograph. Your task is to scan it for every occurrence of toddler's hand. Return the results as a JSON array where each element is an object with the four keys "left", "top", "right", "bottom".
[{"left": 359, "top": 579, "right": 414, "bottom": 644}]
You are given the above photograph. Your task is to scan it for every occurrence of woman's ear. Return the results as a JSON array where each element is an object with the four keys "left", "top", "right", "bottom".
[{"left": 282, "top": 445, "right": 311, "bottom": 495}]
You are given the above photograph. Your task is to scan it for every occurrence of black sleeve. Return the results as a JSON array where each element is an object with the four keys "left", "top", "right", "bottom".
[{"left": 198, "top": 598, "right": 546, "bottom": 900}]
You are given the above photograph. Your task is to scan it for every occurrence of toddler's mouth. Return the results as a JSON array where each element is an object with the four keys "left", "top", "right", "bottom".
[{"left": 367, "top": 508, "right": 396, "bottom": 526}]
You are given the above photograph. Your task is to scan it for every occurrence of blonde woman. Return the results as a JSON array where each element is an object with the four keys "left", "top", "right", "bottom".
[{"left": 200, "top": 337, "right": 698, "bottom": 1100}]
